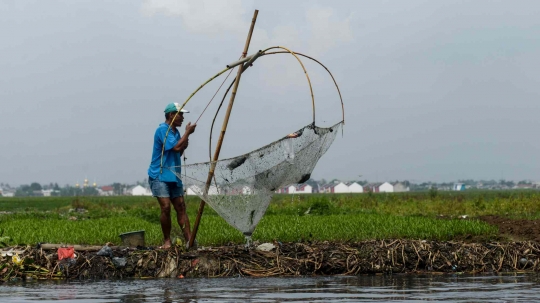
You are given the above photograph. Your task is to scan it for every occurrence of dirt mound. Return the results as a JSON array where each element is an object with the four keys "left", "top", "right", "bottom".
[{"left": 479, "top": 215, "right": 540, "bottom": 242}]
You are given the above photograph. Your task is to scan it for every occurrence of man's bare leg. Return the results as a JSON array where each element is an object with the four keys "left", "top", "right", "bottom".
[
  {"left": 171, "top": 196, "right": 191, "bottom": 242},
  {"left": 157, "top": 197, "right": 172, "bottom": 249}
]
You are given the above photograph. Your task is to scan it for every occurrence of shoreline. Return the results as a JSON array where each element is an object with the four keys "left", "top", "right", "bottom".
[{"left": 2, "top": 239, "right": 540, "bottom": 281}]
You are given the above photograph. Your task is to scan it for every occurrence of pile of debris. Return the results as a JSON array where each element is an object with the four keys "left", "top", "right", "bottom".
[{"left": 2, "top": 240, "right": 540, "bottom": 281}]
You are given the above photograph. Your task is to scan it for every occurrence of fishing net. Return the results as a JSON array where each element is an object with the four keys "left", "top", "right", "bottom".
[{"left": 168, "top": 121, "right": 342, "bottom": 236}]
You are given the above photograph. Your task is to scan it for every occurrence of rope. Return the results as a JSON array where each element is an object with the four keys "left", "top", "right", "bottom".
[{"left": 195, "top": 66, "right": 237, "bottom": 124}]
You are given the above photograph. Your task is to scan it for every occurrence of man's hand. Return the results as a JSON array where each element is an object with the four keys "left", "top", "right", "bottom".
[
  {"left": 173, "top": 123, "right": 196, "bottom": 153},
  {"left": 185, "top": 122, "right": 197, "bottom": 135}
]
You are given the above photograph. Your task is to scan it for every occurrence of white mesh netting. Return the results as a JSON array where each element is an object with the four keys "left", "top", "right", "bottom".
[{"left": 168, "top": 122, "right": 342, "bottom": 236}]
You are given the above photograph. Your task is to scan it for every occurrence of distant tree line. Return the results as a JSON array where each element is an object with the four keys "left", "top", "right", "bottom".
[{"left": 2, "top": 178, "right": 538, "bottom": 197}]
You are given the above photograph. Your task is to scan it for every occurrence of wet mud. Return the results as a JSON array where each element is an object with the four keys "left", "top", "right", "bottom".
[{"left": 478, "top": 215, "right": 540, "bottom": 242}]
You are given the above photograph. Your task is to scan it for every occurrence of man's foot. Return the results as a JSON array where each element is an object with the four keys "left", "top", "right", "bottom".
[{"left": 159, "top": 240, "right": 172, "bottom": 249}]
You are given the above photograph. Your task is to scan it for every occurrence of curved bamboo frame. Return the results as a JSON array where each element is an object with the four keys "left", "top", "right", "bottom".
[
  {"left": 207, "top": 50, "right": 346, "bottom": 162},
  {"left": 159, "top": 47, "right": 345, "bottom": 174}
]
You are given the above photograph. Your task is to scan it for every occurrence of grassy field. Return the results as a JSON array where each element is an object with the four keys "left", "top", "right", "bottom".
[{"left": 1, "top": 190, "right": 538, "bottom": 246}]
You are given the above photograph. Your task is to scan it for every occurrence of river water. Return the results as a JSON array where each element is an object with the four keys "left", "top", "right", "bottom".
[{"left": 1, "top": 273, "right": 540, "bottom": 302}]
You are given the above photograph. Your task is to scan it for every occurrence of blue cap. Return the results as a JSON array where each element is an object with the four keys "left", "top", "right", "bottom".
[{"left": 164, "top": 103, "right": 189, "bottom": 114}]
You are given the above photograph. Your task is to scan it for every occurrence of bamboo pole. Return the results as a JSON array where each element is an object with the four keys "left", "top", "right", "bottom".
[{"left": 189, "top": 9, "right": 259, "bottom": 248}]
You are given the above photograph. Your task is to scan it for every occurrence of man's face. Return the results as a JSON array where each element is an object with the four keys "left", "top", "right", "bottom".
[{"left": 170, "top": 112, "right": 184, "bottom": 127}]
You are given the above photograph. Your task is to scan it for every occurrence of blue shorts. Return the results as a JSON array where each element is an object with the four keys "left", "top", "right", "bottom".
[{"left": 149, "top": 177, "right": 184, "bottom": 198}]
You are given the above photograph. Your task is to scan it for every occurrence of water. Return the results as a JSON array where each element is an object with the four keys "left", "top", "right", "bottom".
[{"left": 2, "top": 273, "right": 540, "bottom": 302}]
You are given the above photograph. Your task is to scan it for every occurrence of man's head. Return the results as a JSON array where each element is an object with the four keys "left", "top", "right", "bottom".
[{"left": 164, "top": 102, "right": 189, "bottom": 127}]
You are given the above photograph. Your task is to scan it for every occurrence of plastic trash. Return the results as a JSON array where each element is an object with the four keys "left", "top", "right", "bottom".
[
  {"left": 112, "top": 257, "right": 126, "bottom": 267},
  {"left": 1, "top": 248, "right": 14, "bottom": 257},
  {"left": 58, "top": 247, "right": 75, "bottom": 260},
  {"left": 97, "top": 245, "right": 114, "bottom": 258},
  {"left": 12, "top": 254, "right": 23, "bottom": 266},
  {"left": 256, "top": 243, "right": 276, "bottom": 252},
  {"left": 59, "top": 258, "right": 76, "bottom": 270}
]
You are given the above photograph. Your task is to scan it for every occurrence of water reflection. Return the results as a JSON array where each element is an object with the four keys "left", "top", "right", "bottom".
[{"left": 1, "top": 273, "right": 540, "bottom": 302}]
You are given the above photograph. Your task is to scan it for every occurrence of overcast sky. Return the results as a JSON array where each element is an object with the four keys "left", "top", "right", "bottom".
[{"left": 1, "top": 0, "right": 539, "bottom": 186}]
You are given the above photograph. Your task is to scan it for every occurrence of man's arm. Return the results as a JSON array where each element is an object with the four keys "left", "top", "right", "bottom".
[{"left": 172, "top": 122, "right": 196, "bottom": 153}]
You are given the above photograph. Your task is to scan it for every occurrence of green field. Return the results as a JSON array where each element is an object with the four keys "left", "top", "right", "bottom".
[{"left": 1, "top": 191, "right": 538, "bottom": 246}]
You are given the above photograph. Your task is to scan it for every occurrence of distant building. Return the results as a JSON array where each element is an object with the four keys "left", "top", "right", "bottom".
[
  {"left": 286, "top": 185, "right": 297, "bottom": 194},
  {"left": 275, "top": 185, "right": 297, "bottom": 194},
  {"left": 295, "top": 184, "right": 313, "bottom": 194},
  {"left": 453, "top": 183, "right": 465, "bottom": 191},
  {"left": 275, "top": 186, "right": 288, "bottom": 194},
  {"left": 0, "top": 188, "right": 14, "bottom": 197},
  {"left": 392, "top": 182, "right": 409, "bottom": 192},
  {"left": 347, "top": 182, "right": 364, "bottom": 193},
  {"left": 322, "top": 182, "right": 349, "bottom": 193},
  {"left": 129, "top": 185, "right": 152, "bottom": 196},
  {"left": 364, "top": 183, "right": 382, "bottom": 193},
  {"left": 186, "top": 185, "right": 221, "bottom": 195},
  {"left": 99, "top": 186, "right": 114, "bottom": 196},
  {"left": 224, "top": 185, "right": 252, "bottom": 195},
  {"left": 364, "top": 182, "right": 394, "bottom": 193},
  {"left": 514, "top": 184, "right": 532, "bottom": 190},
  {"left": 379, "top": 182, "right": 394, "bottom": 193},
  {"left": 41, "top": 189, "right": 59, "bottom": 197}
]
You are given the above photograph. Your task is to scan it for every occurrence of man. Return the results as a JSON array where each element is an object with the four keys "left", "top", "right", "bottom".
[{"left": 148, "top": 102, "right": 196, "bottom": 249}]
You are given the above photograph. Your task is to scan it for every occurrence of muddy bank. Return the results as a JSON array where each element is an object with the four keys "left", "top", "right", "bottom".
[
  {"left": 2, "top": 239, "right": 540, "bottom": 281},
  {"left": 479, "top": 215, "right": 540, "bottom": 242}
]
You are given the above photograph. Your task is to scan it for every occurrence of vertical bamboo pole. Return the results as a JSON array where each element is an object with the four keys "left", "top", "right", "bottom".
[{"left": 188, "top": 9, "right": 259, "bottom": 248}]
